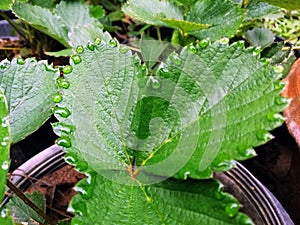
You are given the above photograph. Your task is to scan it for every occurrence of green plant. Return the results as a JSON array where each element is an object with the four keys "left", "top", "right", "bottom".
[{"left": 0, "top": 0, "right": 298, "bottom": 224}]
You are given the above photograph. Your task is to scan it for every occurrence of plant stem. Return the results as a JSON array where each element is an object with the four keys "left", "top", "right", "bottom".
[{"left": 6, "top": 179, "right": 57, "bottom": 225}]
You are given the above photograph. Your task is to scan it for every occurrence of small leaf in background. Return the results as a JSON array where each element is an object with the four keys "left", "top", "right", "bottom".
[
  {"left": 7, "top": 191, "right": 46, "bottom": 225},
  {"left": 261, "top": 0, "right": 300, "bottom": 10},
  {"left": 244, "top": 0, "right": 280, "bottom": 19},
  {"left": 0, "top": 0, "right": 11, "bottom": 10},
  {"left": 282, "top": 58, "right": 300, "bottom": 147},
  {"left": 186, "top": 0, "right": 243, "bottom": 41},
  {"left": 11, "top": 1, "right": 103, "bottom": 47},
  {"left": 89, "top": 5, "right": 105, "bottom": 19},
  {"left": 122, "top": 0, "right": 210, "bottom": 33},
  {"left": 245, "top": 27, "right": 275, "bottom": 49},
  {"left": 0, "top": 58, "right": 58, "bottom": 143}
]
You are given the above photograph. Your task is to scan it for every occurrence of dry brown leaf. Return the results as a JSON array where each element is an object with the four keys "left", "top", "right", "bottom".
[{"left": 282, "top": 58, "right": 300, "bottom": 147}]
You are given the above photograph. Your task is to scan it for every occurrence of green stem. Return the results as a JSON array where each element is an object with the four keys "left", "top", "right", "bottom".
[{"left": 6, "top": 179, "right": 57, "bottom": 225}]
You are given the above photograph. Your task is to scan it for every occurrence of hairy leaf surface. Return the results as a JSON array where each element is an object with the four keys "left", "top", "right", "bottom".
[{"left": 0, "top": 58, "right": 58, "bottom": 143}]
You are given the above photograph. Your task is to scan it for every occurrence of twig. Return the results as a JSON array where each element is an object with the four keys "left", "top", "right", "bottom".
[{"left": 6, "top": 179, "right": 57, "bottom": 225}]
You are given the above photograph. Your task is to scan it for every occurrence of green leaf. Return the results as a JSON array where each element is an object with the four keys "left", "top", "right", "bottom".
[
  {"left": 0, "top": 58, "right": 58, "bottom": 143},
  {"left": 122, "top": 0, "right": 210, "bottom": 33},
  {"left": 261, "top": 0, "right": 300, "bottom": 10},
  {"left": 69, "top": 173, "right": 253, "bottom": 224},
  {"left": 186, "top": 0, "right": 244, "bottom": 41},
  {"left": 11, "top": 1, "right": 102, "bottom": 47},
  {"left": 45, "top": 48, "right": 73, "bottom": 57},
  {"left": 0, "top": 89, "right": 10, "bottom": 202},
  {"left": 244, "top": 0, "right": 280, "bottom": 19},
  {"left": 0, "top": 0, "right": 11, "bottom": 10},
  {"left": 7, "top": 191, "right": 46, "bottom": 224},
  {"left": 89, "top": 5, "right": 105, "bottom": 19},
  {"left": 245, "top": 27, "right": 275, "bottom": 49},
  {"left": 56, "top": 38, "right": 284, "bottom": 181}
]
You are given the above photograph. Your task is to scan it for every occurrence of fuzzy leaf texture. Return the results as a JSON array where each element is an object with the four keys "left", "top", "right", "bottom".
[
  {"left": 261, "top": 0, "right": 300, "bottom": 10},
  {"left": 122, "top": 0, "right": 210, "bottom": 33},
  {"left": 55, "top": 37, "right": 285, "bottom": 224},
  {"left": 0, "top": 0, "right": 11, "bottom": 10},
  {"left": 0, "top": 58, "right": 58, "bottom": 143},
  {"left": 11, "top": 1, "right": 102, "bottom": 47}
]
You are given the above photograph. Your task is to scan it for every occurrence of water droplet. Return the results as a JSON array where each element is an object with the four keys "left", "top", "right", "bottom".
[
  {"left": 159, "top": 67, "right": 169, "bottom": 77},
  {"left": 140, "top": 64, "right": 147, "bottom": 71},
  {"left": 219, "top": 37, "right": 229, "bottom": 45},
  {"left": 1, "top": 116, "right": 9, "bottom": 128},
  {"left": 109, "top": 39, "right": 118, "bottom": 47},
  {"left": 212, "top": 160, "right": 235, "bottom": 171},
  {"left": 76, "top": 45, "right": 84, "bottom": 54},
  {"left": 75, "top": 176, "right": 95, "bottom": 199},
  {"left": 150, "top": 77, "right": 160, "bottom": 89},
  {"left": 0, "top": 94, "right": 4, "bottom": 102},
  {"left": 187, "top": 44, "right": 197, "bottom": 54},
  {"left": 256, "top": 130, "right": 274, "bottom": 141},
  {"left": 236, "top": 40, "right": 245, "bottom": 48},
  {"left": 16, "top": 57, "right": 25, "bottom": 65},
  {"left": 238, "top": 146, "right": 256, "bottom": 158},
  {"left": 132, "top": 54, "right": 140, "bottom": 64},
  {"left": 252, "top": 47, "right": 261, "bottom": 56},
  {"left": 274, "top": 65, "right": 284, "bottom": 73},
  {"left": 71, "top": 55, "right": 82, "bottom": 64},
  {"left": 30, "top": 58, "right": 37, "bottom": 63},
  {"left": 87, "top": 42, "right": 96, "bottom": 51},
  {"left": 53, "top": 106, "right": 71, "bottom": 118},
  {"left": 76, "top": 160, "right": 89, "bottom": 172},
  {"left": 44, "top": 64, "right": 57, "bottom": 72},
  {"left": 52, "top": 122, "right": 74, "bottom": 135},
  {"left": 225, "top": 202, "right": 239, "bottom": 217},
  {"left": 71, "top": 201, "right": 87, "bottom": 216},
  {"left": 275, "top": 96, "right": 290, "bottom": 105},
  {"left": 239, "top": 216, "right": 254, "bottom": 225},
  {"left": 260, "top": 58, "right": 270, "bottom": 65},
  {"left": 274, "top": 80, "right": 285, "bottom": 90},
  {"left": 267, "top": 112, "right": 284, "bottom": 122},
  {"left": 1, "top": 208, "right": 9, "bottom": 218},
  {"left": 214, "top": 184, "right": 226, "bottom": 200},
  {"left": 198, "top": 39, "right": 210, "bottom": 48},
  {"left": 62, "top": 65, "right": 73, "bottom": 74},
  {"left": 1, "top": 160, "right": 9, "bottom": 170},
  {"left": 57, "top": 77, "right": 70, "bottom": 89},
  {"left": 1, "top": 136, "right": 9, "bottom": 146},
  {"left": 64, "top": 152, "right": 78, "bottom": 165},
  {"left": 56, "top": 136, "right": 71, "bottom": 148},
  {"left": 120, "top": 46, "right": 129, "bottom": 54},
  {"left": 94, "top": 37, "right": 101, "bottom": 44},
  {"left": 0, "top": 60, "right": 10, "bottom": 69},
  {"left": 183, "top": 171, "right": 190, "bottom": 179},
  {"left": 52, "top": 93, "right": 63, "bottom": 103},
  {"left": 170, "top": 52, "right": 182, "bottom": 66}
]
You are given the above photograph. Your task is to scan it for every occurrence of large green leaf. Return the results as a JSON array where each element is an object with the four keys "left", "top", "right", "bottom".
[
  {"left": 243, "top": 0, "right": 280, "bottom": 19},
  {"left": 261, "top": 0, "right": 300, "bottom": 9},
  {"left": 11, "top": 1, "right": 102, "bottom": 47},
  {"left": 69, "top": 173, "right": 252, "bottom": 224},
  {"left": 0, "top": 58, "right": 58, "bottom": 143},
  {"left": 55, "top": 38, "right": 284, "bottom": 180},
  {"left": 54, "top": 37, "right": 285, "bottom": 223},
  {"left": 186, "top": 0, "right": 244, "bottom": 41},
  {"left": 122, "top": 0, "right": 210, "bottom": 33}
]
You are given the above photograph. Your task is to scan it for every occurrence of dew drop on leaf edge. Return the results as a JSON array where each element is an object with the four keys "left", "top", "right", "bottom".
[
  {"left": 267, "top": 112, "right": 284, "bottom": 122},
  {"left": 120, "top": 46, "right": 130, "bottom": 54},
  {"left": 57, "top": 78, "right": 70, "bottom": 89},
  {"left": 76, "top": 45, "right": 84, "bottom": 54},
  {"left": 170, "top": 52, "right": 182, "bottom": 66},
  {"left": 62, "top": 65, "right": 73, "bottom": 74},
  {"left": 94, "top": 37, "right": 101, "bottom": 45},
  {"left": 187, "top": 44, "right": 197, "bottom": 54},
  {"left": 256, "top": 130, "right": 274, "bottom": 141},
  {"left": 198, "top": 39, "right": 210, "bottom": 48},
  {"left": 16, "top": 57, "right": 25, "bottom": 65},
  {"left": 1, "top": 136, "right": 9, "bottom": 147},
  {"left": 225, "top": 202, "right": 239, "bottom": 217},
  {"left": 87, "top": 42, "right": 96, "bottom": 51},
  {"left": 53, "top": 107, "right": 71, "bottom": 118},
  {"left": 1, "top": 160, "right": 9, "bottom": 170},
  {"left": 56, "top": 136, "right": 72, "bottom": 148},
  {"left": 109, "top": 39, "right": 118, "bottom": 47},
  {"left": 52, "top": 93, "right": 63, "bottom": 103},
  {"left": 71, "top": 55, "right": 82, "bottom": 64}
]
